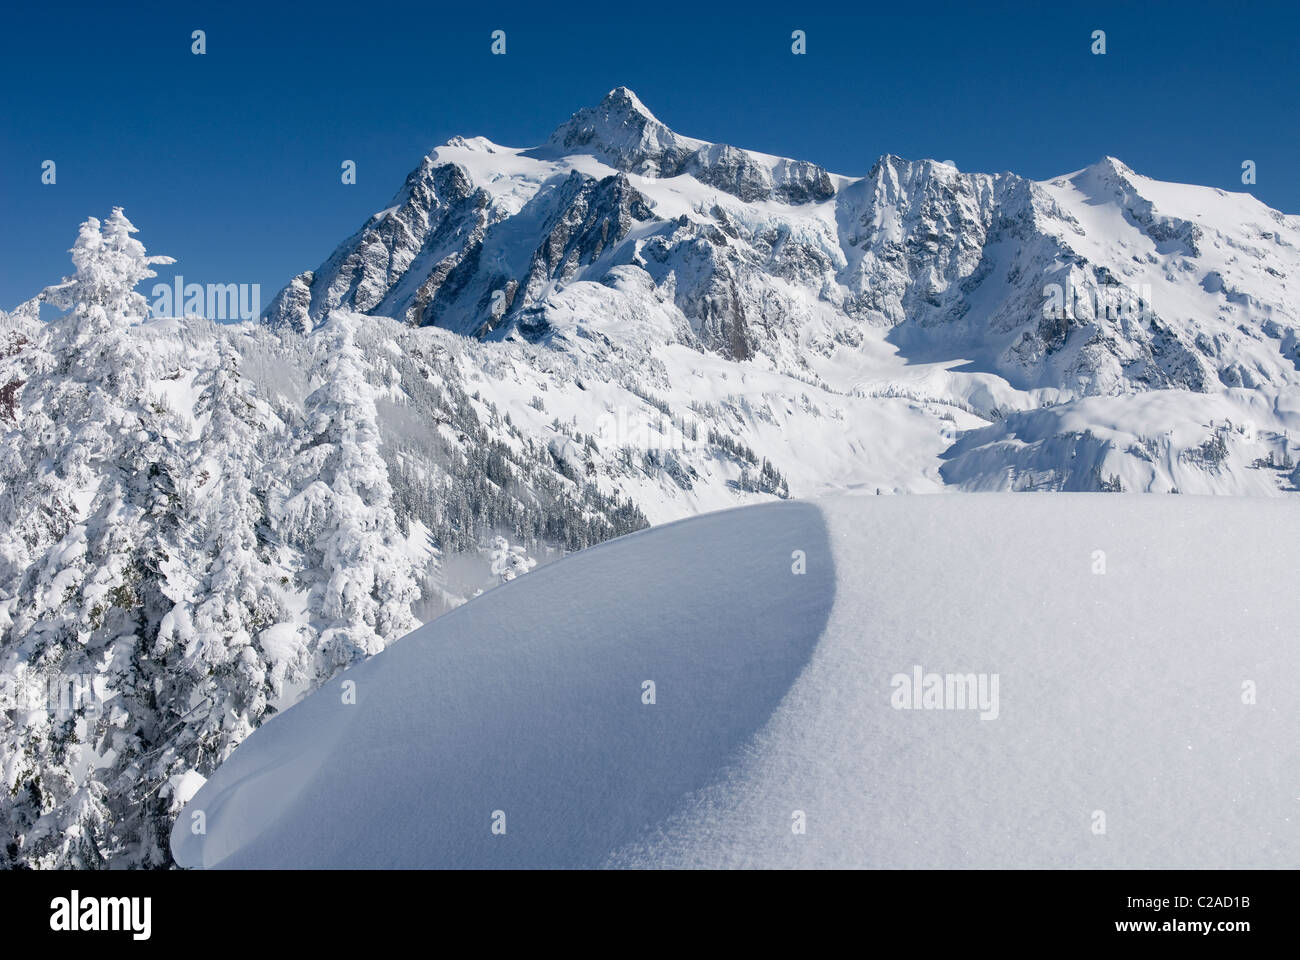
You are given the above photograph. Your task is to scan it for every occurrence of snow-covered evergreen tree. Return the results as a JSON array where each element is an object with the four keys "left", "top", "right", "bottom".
[
  {"left": 131, "top": 335, "right": 294, "bottom": 863},
  {"left": 277, "top": 313, "right": 418, "bottom": 676},
  {"left": 0, "top": 209, "right": 184, "bottom": 867}
]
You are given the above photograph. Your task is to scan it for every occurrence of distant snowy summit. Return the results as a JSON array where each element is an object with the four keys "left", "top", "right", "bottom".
[
  {"left": 266, "top": 87, "right": 1300, "bottom": 402},
  {"left": 255, "top": 87, "right": 1300, "bottom": 496}
]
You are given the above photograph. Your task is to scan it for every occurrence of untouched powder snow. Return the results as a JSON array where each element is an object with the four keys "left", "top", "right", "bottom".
[
  {"left": 171, "top": 501, "right": 836, "bottom": 868},
  {"left": 172, "top": 495, "right": 1300, "bottom": 869}
]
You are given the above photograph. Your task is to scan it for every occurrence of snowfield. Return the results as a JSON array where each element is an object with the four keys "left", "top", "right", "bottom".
[{"left": 172, "top": 494, "right": 1300, "bottom": 869}]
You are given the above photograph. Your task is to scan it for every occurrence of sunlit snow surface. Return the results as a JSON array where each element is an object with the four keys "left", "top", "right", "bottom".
[{"left": 173, "top": 495, "right": 1299, "bottom": 868}]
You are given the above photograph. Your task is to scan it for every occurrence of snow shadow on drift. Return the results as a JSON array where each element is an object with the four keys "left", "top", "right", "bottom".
[{"left": 172, "top": 500, "right": 835, "bottom": 868}]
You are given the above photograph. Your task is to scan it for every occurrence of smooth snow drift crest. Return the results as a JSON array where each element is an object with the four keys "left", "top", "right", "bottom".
[
  {"left": 173, "top": 496, "right": 1300, "bottom": 869},
  {"left": 171, "top": 501, "right": 836, "bottom": 868}
]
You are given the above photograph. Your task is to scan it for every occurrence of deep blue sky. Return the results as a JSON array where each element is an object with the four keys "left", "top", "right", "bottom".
[{"left": 2, "top": 0, "right": 1297, "bottom": 313}]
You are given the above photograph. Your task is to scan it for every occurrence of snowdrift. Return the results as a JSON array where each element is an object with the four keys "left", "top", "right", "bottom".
[{"left": 172, "top": 495, "right": 1300, "bottom": 868}]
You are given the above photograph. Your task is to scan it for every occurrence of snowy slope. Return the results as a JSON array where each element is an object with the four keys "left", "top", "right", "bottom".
[{"left": 172, "top": 495, "right": 1300, "bottom": 869}]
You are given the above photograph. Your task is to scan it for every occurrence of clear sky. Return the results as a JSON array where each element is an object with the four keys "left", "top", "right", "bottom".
[{"left": 2, "top": 0, "right": 1297, "bottom": 312}]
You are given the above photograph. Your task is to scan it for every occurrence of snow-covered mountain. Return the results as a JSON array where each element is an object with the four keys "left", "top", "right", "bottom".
[
  {"left": 267, "top": 87, "right": 1300, "bottom": 494},
  {"left": 173, "top": 495, "right": 1300, "bottom": 869},
  {"left": 4, "top": 88, "right": 1300, "bottom": 869}
]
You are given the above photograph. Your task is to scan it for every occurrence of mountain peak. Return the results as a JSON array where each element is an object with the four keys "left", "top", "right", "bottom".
[
  {"left": 600, "top": 86, "right": 658, "bottom": 123},
  {"left": 1056, "top": 155, "right": 1147, "bottom": 202},
  {"left": 529, "top": 89, "right": 835, "bottom": 203},
  {"left": 1072, "top": 155, "right": 1138, "bottom": 184},
  {"left": 532, "top": 87, "right": 701, "bottom": 177}
]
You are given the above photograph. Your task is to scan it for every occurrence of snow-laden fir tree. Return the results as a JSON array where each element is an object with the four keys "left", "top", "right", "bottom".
[
  {"left": 0, "top": 209, "right": 183, "bottom": 867},
  {"left": 277, "top": 313, "right": 419, "bottom": 677},
  {"left": 132, "top": 334, "right": 296, "bottom": 863}
]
